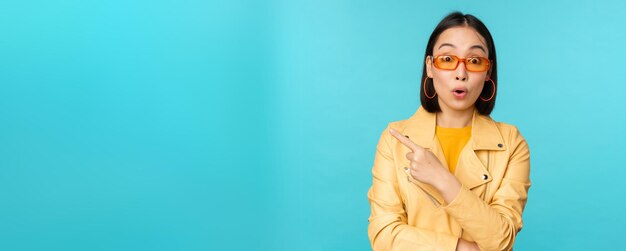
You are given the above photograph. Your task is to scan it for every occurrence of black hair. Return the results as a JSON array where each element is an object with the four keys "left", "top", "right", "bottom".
[{"left": 420, "top": 12, "right": 497, "bottom": 116}]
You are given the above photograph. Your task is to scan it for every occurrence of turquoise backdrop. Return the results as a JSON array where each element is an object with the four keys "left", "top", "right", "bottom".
[{"left": 1, "top": 0, "right": 625, "bottom": 250}]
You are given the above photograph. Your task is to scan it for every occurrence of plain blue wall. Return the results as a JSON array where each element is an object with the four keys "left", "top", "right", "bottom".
[{"left": 1, "top": 0, "right": 625, "bottom": 250}]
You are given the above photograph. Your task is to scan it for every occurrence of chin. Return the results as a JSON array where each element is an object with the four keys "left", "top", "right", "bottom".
[{"left": 439, "top": 98, "right": 475, "bottom": 111}]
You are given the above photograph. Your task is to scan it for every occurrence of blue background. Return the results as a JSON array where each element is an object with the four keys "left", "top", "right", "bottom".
[{"left": 1, "top": 0, "right": 625, "bottom": 250}]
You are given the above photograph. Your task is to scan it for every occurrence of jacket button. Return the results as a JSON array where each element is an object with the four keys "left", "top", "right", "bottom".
[
  {"left": 483, "top": 174, "right": 488, "bottom": 180},
  {"left": 497, "top": 143, "right": 503, "bottom": 148}
]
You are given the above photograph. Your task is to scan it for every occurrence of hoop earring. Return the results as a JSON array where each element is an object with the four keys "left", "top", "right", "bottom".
[
  {"left": 480, "top": 79, "right": 496, "bottom": 102},
  {"left": 423, "top": 77, "right": 436, "bottom": 99}
]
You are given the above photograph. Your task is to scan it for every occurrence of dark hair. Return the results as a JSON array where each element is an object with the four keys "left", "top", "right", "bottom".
[{"left": 420, "top": 12, "right": 497, "bottom": 116}]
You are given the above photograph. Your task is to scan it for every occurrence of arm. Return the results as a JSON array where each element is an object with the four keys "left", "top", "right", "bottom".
[
  {"left": 367, "top": 125, "right": 459, "bottom": 251},
  {"left": 441, "top": 127, "right": 531, "bottom": 251}
]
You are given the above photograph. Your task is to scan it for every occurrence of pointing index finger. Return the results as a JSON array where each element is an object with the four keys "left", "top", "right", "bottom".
[{"left": 389, "top": 128, "right": 422, "bottom": 152}]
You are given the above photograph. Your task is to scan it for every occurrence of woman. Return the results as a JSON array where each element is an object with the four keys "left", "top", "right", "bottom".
[{"left": 367, "top": 12, "right": 531, "bottom": 251}]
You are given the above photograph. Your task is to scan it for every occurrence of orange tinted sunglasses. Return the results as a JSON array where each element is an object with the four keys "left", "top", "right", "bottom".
[{"left": 431, "top": 55, "right": 491, "bottom": 72}]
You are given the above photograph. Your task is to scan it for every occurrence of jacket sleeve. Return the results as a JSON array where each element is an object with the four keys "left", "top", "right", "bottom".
[
  {"left": 442, "top": 126, "right": 531, "bottom": 251},
  {"left": 367, "top": 124, "right": 459, "bottom": 251}
]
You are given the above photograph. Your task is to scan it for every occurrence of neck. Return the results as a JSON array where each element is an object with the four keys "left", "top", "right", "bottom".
[{"left": 436, "top": 104, "right": 474, "bottom": 128}]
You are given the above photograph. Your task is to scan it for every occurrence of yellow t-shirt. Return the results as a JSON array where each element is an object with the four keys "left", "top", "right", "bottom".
[{"left": 435, "top": 125, "right": 472, "bottom": 174}]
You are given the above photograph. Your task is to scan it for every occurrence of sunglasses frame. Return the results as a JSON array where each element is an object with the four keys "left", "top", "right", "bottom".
[{"left": 430, "top": 55, "right": 491, "bottom": 72}]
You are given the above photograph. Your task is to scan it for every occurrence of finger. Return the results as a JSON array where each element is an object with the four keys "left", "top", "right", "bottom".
[{"left": 389, "top": 128, "right": 422, "bottom": 152}]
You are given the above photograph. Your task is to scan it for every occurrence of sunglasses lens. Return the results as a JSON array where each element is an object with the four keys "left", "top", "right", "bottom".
[
  {"left": 466, "top": 57, "right": 489, "bottom": 72},
  {"left": 434, "top": 55, "right": 458, "bottom": 70},
  {"left": 433, "top": 55, "right": 490, "bottom": 72}
]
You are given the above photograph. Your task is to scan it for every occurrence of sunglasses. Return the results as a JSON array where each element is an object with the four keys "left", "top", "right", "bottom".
[{"left": 431, "top": 55, "right": 491, "bottom": 72}]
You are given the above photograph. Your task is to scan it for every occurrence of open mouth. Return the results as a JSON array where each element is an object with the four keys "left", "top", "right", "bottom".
[{"left": 452, "top": 88, "right": 468, "bottom": 98}]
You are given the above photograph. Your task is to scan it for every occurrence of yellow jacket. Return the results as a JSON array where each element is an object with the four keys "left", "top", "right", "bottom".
[{"left": 367, "top": 106, "right": 531, "bottom": 251}]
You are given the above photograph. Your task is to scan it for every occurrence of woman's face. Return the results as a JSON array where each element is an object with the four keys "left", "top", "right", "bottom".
[{"left": 426, "top": 26, "right": 490, "bottom": 112}]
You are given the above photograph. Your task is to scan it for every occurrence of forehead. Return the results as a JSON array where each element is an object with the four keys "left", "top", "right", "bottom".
[{"left": 434, "top": 26, "right": 488, "bottom": 55}]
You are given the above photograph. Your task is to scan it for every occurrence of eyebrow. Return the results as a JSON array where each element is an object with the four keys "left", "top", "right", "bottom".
[{"left": 437, "top": 43, "right": 487, "bottom": 53}]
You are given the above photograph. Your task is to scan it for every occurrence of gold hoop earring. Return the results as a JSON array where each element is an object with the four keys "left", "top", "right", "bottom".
[
  {"left": 423, "top": 77, "right": 436, "bottom": 99},
  {"left": 480, "top": 79, "right": 496, "bottom": 102}
]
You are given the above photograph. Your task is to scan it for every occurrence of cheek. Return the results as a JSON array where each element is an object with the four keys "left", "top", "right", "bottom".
[
  {"left": 471, "top": 81, "right": 484, "bottom": 93},
  {"left": 469, "top": 75, "right": 488, "bottom": 92},
  {"left": 431, "top": 72, "right": 455, "bottom": 89}
]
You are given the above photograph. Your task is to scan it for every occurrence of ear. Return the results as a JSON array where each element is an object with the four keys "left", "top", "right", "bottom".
[
  {"left": 486, "top": 64, "right": 493, "bottom": 80},
  {"left": 425, "top": 56, "right": 433, "bottom": 78}
]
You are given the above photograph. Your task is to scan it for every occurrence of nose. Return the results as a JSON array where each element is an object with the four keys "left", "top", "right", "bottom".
[{"left": 455, "top": 62, "right": 468, "bottom": 81}]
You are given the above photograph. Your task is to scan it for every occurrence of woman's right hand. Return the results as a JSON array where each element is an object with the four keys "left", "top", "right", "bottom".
[{"left": 456, "top": 238, "right": 480, "bottom": 251}]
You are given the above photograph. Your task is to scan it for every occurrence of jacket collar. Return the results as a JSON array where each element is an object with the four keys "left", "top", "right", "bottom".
[{"left": 402, "top": 106, "right": 506, "bottom": 151}]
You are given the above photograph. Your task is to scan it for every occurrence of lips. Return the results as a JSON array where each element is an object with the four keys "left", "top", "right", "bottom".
[{"left": 452, "top": 87, "right": 468, "bottom": 99}]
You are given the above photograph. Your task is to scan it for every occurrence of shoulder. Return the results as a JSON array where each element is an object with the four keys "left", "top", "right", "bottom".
[
  {"left": 387, "top": 119, "right": 410, "bottom": 131},
  {"left": 376, "top": 119, "right": 407, "bottom": 144},
  {"left": 494, "top": 121, "right": 522, "bottom": 136},
  {"left": 493, "top": 120, "right": 529, "bottom": 152},
  {"left": 375, "top": 116, "right": 415, "bottom": 148},
  {"left": 494, "top": 121, "right": 524, "bottom": 137}
]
